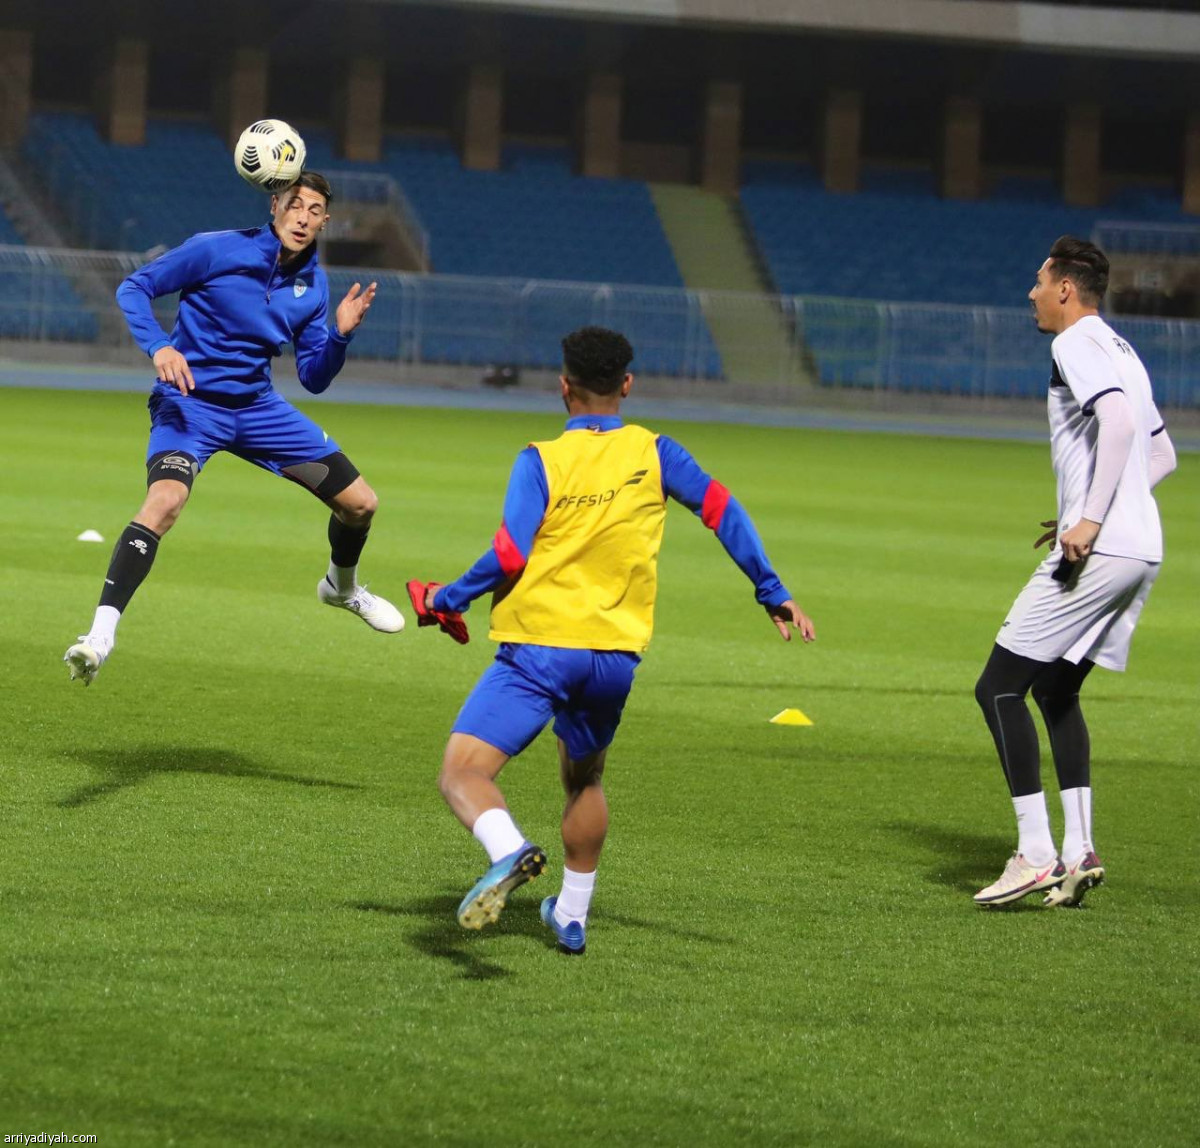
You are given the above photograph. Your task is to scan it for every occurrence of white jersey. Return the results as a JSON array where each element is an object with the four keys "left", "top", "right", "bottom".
[{"left": 1048, "top": 314, "right": 1164, "bottom": 563}]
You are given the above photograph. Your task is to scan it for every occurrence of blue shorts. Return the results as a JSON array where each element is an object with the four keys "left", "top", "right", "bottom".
[
  {"left": 146, "top": 385, "right": 341, "bottom": 476},
  {"left": 453, "top": 643, "right": 641, "bottom": 760}
]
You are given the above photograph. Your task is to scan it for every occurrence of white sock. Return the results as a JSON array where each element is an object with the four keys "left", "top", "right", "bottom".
[
  {"left": 1060, "top": 787, "right": 1093, "bottom": 861},
  {"left": 327, "top": 561, "right": 358, "bottom": 596},
  {"left": 554, "top": 867, "right": 596, "bottom": 928},
  {"left": 87, "top": 605, "right": 121, "bottom": 647},
  {"left": 471, "top": 807, "right": 525, "bottom": 864},
  {"left": 1013, "top": 792, "right": 1056, "bottom": 865}
]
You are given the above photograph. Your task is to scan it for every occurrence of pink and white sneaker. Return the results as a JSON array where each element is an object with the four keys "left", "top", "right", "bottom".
[
  {"left": 1044, "top": 850, "right": 1104, "bottom": 907},
  {"left": 974, "top": 852, "right": 1066, "bottom": 906}
]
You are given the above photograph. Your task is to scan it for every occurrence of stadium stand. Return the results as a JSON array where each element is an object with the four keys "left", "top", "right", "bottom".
[
  {"left": 11, "top": 114, "right": 1194, "bottom": 395},
  {"left": 301, "top": 132, "right": 719, "bottom": 375},
  {"left": 22, "top": 114, "right": 686, "bottom": 289},
  {"left": 742, "top": 159, "right": 1194, "bottom": 398},
  {"left": 22, "top": 113, "right": 265, "bottom": 252},
  {"left": 20, "top": 112, "right": 717, "bottom": 376},
  {"left": 0, "top": 199, "right": 98, "bottom": 342},
  {"left": 304, "top": 134, "right": 683, "bottom": 288},
  {"left": 741, "top": 159, "right": 1188, "bottom": 307}
]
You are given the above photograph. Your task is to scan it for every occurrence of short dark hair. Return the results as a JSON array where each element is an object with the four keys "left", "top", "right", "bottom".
[
  {"left": 561, "top": 327, "right": 634, "bottom": 395},
  {"left": 1047, "top": 235, "right": 1108, "bottom": 305},
  {"left": 283, "top": 170, "right": 333, "bottom": 207}
]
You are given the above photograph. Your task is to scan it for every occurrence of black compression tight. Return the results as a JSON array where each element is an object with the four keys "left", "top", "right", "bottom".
[{"left": 974, "top": 644, "right": 1095, "bottom": 798}]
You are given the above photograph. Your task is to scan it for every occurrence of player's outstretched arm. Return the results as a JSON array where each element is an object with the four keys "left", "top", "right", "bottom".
[
  {"left": 658, "top": 435, "right": 813, "bottom": 642},
  {"left": 409, "top": 448, "right": 548, "bottom": 642},
  {"left": 767, "top": 599, "right": 815, "bottom": 643}
]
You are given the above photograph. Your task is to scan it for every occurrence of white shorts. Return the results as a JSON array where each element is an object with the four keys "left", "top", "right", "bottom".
[{"left": 996, "top": 551, "right": 1160, "bottom": 672}]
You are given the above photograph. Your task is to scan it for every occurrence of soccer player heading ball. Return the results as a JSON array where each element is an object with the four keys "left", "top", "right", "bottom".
[
  {"left": 973, "top": 236, "right": 1177, "bottom": 908},
  {"left": 407, "top": 326, "right": 815, "bottom": 954},
  {"left": 65, "top": 172, "right": 402, "bottom": 686}
]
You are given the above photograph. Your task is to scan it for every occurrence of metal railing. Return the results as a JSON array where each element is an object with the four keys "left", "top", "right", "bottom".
[
  {"left": 1093, "top": 220, "right": 1200, "bottom": 257},
  {"left": 0, "top": 244, "right": 1196, "bottom": 407}
]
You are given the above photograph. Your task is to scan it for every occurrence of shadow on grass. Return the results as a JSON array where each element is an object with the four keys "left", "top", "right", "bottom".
[
  {"left": 351, "top": 893, "right": 545, "bottom": 980},
  {"left": 57, "top": 746, "right": 363, "bottom": 809},
  {"left": 350, "top": 892, "right": 733, "bottom": 979},
  {"left": 883, "top": 820, "right": 1041, "bottom": 902}
]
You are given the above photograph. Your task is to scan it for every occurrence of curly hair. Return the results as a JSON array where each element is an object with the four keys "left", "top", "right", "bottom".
[
  {"left": 1048, "top": 235, "right": 1108, "bottom": 306},
  {"left": 561, "top": 327, "right": 634, "bottom": 395}
]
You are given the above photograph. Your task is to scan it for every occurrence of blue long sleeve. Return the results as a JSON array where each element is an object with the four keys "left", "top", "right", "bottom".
[
  {"left": 116, "top": 234, "right": 214, "bottom": 357},
  {"left": 435, "top": 447, "right": 549, "bottom": 614},
  {"left": 293, "top": 295, "right": 351, "bottom": 394},
  {"left": 656, "top": 435, "right": 790, "bottom": 607}
]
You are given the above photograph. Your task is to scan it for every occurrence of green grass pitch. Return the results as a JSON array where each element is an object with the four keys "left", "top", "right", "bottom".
[{"left": 2, "top": 386, "right": 1196, "bottom": 1146}]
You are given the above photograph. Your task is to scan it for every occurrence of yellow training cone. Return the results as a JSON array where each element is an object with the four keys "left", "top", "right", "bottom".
[{"left": 770, "top": 708, "right": 813, "bottom": 726}]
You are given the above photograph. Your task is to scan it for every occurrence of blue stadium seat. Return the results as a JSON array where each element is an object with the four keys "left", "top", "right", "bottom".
[
  {"left": 0, "top": 198, "right": 99, "bottom": 341},
  {"left": 742, "top": 159, "right": 1194, "bottom": 402},
  {"left": 741, "top": 159, "right": 1188, "bottom": 309},
  {"left": 22, "top": 113, "right": 719, "bottom": 378}
]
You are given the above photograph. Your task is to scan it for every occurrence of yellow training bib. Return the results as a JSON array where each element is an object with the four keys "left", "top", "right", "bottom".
[{"left": 488, "top": 424, "right": 666, "bottom": 653}]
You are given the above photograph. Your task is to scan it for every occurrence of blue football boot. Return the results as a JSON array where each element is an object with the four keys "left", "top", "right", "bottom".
[
  {"left": 457, "top": 843, "right": 546, "bottom": 930},
  {"left": 540, "top": 895, "right": 586, "bottom": 956}
]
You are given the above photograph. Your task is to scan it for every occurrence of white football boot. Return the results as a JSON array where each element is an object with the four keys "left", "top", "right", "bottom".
[
  {"left": 1044, "top": 850, "right": 1105, "bottom": 907},
  {"left": 974, "top": 852, "right": 1066, "bottom": 906},
  {"left": 317, "top": 577, "right": 405, "bottom": 633},
  {"left": 64, "top": 634, "right": 114, "bottom": 686}
]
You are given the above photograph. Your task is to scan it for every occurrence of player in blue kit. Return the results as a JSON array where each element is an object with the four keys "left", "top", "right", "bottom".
[{"left": 64, "top": 172, "right": 403, "bottom": 686}]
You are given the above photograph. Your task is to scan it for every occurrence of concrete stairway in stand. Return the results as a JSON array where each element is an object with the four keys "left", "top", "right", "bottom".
[{"left": 650, "top": 183, "right": 809, "bottom": 386}]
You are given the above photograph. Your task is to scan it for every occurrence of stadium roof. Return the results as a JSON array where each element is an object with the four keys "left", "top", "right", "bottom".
[{"left": 376, "top": 0, "right": 1200, "bottom": 60}]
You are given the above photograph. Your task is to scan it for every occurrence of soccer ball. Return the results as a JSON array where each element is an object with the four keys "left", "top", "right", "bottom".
[{"left": 233, "top": 119, "right": 307, "bottom": 192}]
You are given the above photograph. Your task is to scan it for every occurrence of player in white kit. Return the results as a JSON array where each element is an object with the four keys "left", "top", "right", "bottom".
[{"left": 973, "top": 236, "right": 1178, "bottom": 908}]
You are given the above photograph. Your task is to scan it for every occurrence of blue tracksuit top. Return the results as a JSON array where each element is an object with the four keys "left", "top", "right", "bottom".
[{"left": 115, "top": 222, "right": 351, "bottom": 400}]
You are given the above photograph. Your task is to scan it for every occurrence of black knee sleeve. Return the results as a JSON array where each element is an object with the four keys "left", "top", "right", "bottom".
[
  {"left": 282, "top": 451, "right": 360, "bottom": 500},
  {"left": 147, "top": 450, "right": 198, "bottom": 489}
]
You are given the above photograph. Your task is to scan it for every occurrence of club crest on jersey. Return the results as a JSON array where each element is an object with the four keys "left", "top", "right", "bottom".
[{"left": 294, "top": 282, "right": 307, "bottom": 298}]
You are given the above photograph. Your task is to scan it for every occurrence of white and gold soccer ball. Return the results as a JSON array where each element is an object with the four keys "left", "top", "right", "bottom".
[{"left": 233, "top": 119, "right": 307, "bottom": 192}]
